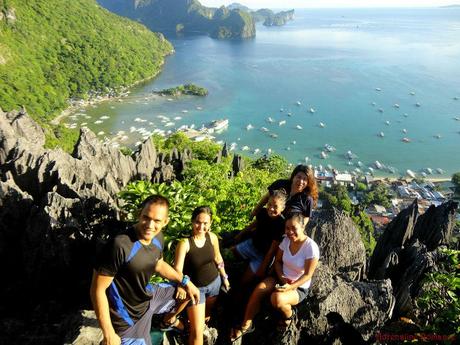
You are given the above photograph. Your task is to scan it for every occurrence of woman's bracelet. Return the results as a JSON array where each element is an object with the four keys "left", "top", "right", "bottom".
[
  {"left": 217, "top": 262, "right": 225, "bottom": 269},
  {"left": 221, "top": 273, "right": 229, "bottom": 280},
  {"left": 181, "top": 274, "right": 190, "bottom": 287}
]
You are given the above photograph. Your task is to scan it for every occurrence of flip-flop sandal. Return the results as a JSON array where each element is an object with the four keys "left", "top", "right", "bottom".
[
  {"left": 160, "top": 317, "right": 185, "bottom": 333},
  {"left": 230, "top": 322, "right": 255, "bottom": 342}
]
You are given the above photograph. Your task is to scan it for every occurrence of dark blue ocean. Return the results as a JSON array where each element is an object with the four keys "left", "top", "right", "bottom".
[{"left": 68, "top": 8, "right": 460, "bottom": 177}]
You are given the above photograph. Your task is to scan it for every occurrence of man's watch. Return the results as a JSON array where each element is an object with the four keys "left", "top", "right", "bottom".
[{"left": 181, "top": 274, "right": 190, "bottom": 287}]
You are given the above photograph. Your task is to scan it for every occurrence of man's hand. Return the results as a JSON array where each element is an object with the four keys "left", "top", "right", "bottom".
[
  {"left": 102, "top": 329, "right": 121, "bottom": 345},
  {"left": 184, "top": 280, "right": 200, "bottom": 305}
]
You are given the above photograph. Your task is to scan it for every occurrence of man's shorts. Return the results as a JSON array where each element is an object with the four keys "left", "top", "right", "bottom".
[
  {"left": 119, "top": 282, "right": 176, "bottom": 345},
  {"left": 235, "top": 238, "right": 264, "bottom": 273},
  {"left": 195, "top": 275, "right": 221, "bottom": 305}
]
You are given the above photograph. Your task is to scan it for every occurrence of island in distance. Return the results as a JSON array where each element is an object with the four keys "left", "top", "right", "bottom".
[{"left": 96, "top": 0, "right": 294, "bottom": 39}]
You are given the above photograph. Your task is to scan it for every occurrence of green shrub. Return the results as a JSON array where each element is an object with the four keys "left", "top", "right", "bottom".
[{"left": 416, "top": 249, "right": 460, "bottom": 338}]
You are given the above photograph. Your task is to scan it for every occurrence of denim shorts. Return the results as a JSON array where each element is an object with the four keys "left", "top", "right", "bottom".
[
  {"left": 235, "top": 238, "right": 263, "bottom": 273},
  {"left": 195, "top": 275, "right": 221, "bottom": 305},
  {"left": 297, "top": 287, "right": 309, "bottom": 303}
]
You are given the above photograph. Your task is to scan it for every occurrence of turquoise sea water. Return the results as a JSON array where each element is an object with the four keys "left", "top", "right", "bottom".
[{"left": 67, "top": 8, "right": 460, "bottom": 177}]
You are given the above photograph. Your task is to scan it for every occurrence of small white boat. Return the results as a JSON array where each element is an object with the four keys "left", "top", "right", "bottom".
[
  {"left": 291, "top": 140, "right": 296, "bottom": 145},
  {"left": 285, "top": 147, "right": 291, "bottom": 151},
  {"left": 385, "top": 120, "right": 390, "bottom": 125},
  {"left": 378, "top": 132, "right": 385, "bottom": 138},
  {"left": 165, "top": 122, "right": 175, "bottom": 127},
  {"left": 309, "top": 108, "right": 316, "bottom": 114},
  {"left": 246, "top": 124, "right": 254, "bottom": 130},
  {"left": 254, "top": 148, "right": 260, "bottom": 154},
  {"left": 454, "top": 96, "right": 459, "bottom": 100},
  {"left": 321, "top": 151, "right": 328, "bottom": 159},
  {"left": 374, "top": 161, "right": 383, "bottom": 170},
  {"left": 403, "top": 113, "right": 409, "bottom": 117},
  {"left": 287, "top": 112, "right": 292, "bottom": 116},
  {"left": 402, "top": 128, "right": 407, "bottom": 134},
  {"left": 357, "top": 161, "right": 364, "bottom": 167},
  {"left": 368, "top": 167, "right": 375, "bottom": 174},
  {"left": 196, "top": 106, "right": 203, "bottom": 110},
  {"left": 371, "top": 102, "right": 376, "bottom": 106},
  {"left": 426, "top": 168, "right": 433, "bottom": 174},
  {"left": 453, "top": 116, "right": 460, "bottom": 121},
  {"left": 375, "top": 87, "right": 382, "bottom": 91},
  {"left": 346, "top": 150, "right": 356, "bottom": 159},
  {"left": 267, "top": 117, "right": 274, "bottom": 123},
  {"left": 436, "top": 168, "right": 444, "bottom": 174},
  {"left": 415, "top": 102, "right": 421, "bottom": 107},
  {"left": 296, "top": 101, "right": 302, "bottom": 106},
  {"left": 304, "top": 156, "right": 309, "bottom": 163},
  {"left": 267, "top": 148, "right": 272, "bottom": 154},
  {"left": 296, "top": 125, "right": 303, "bottom": 130},
  {"left": 182, "top": 110, "right": 188, "bottom": 113},
  {"left": 388, "top": 166, "right": 396, "bottom": 174},
  {"left": 434, "top": 134, "right": 442, "bottom": 139},
  {"left": 406, "top": 169, "right": 416, "bottom": 178},
  {"left": 242, "top": 146, "right": 250, "bottom": 151},
  {"left": 394, "top": 104, "right": 400, "bottom": 108},
  {"left": 174, "top": 116, "right": 182, "bottom": 120},
  {"left": 260, "top": 127, "right": 269, "bottom": 132},
  {"left": 421, "top": 172, "right": 427, "bottom": 178},
  {"left": 324, "top": 144, "right": 336, "bottom": 152},
  {"left": 319, "top": 122, "right": 325, "bottom": 128},
  {"left": 402, "top": 137, "right": 411, "bottom": 143},
  {"left": 279, "top": 120, "right": 286, "bottom": 126},
  {"left": 410, "top": 91, "right": 416, "bottom": 95},
  {"left": 270, "top": 133, "right": 278, "bottom": 139},
  {"left": 280, "top": 108, "right": 284, "bottom": 112},
  {"left": 229, "top": 142, "right": 237, "bottom": 151}
]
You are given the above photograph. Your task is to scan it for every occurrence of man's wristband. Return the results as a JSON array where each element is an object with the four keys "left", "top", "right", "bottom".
[{"left": 181, "top": 274, "right": 190, "bottom": 287}]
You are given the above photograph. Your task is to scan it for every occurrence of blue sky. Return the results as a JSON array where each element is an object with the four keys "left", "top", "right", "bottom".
[{"left": 200, "top": 0, "right": 460, "bottom": 9}]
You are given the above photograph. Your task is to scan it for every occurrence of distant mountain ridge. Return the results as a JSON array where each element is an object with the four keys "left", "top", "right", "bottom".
[
  {"left": 227, "top": 3, "right": 295, "bottom": 27},
  {"left": 97, "top": 0, "right": 256, "bottom": 39}
]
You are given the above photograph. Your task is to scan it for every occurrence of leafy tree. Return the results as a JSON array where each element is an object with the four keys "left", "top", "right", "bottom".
[
  {"left": 363, "top": 183, "right": 393, "bottom": 209},
  {"left": 252, "top": 154, "right": 289, "bottom": 176},
  {"left": 452, "top": 172, "right": 460, "bottom": 192}
]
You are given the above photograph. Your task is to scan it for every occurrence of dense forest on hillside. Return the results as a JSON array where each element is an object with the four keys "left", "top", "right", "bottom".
[{"left": 0, "top": 0, "right": 172, "bottom": 124}]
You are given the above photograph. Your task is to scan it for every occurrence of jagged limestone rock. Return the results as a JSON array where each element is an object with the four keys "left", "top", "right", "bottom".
[
  {"left": 368, "top": 200, "right": 418, "bottom": 280},
  {"left": 310, "top": 208, "right": 367, "bottom": 281}
]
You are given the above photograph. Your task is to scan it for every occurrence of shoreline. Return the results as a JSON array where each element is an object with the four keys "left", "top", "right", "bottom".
[{"left": 51, "top": 60, "right": 169, "bottom": 126}]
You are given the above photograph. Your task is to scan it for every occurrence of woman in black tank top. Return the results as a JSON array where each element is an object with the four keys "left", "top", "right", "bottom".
[{"left": 174, "top": 206, "right": 230, "bottom": 345}]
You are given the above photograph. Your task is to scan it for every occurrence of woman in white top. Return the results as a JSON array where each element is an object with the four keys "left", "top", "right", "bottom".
[{"left": 230, "top": 213, "right": 320, "bottom": 341}]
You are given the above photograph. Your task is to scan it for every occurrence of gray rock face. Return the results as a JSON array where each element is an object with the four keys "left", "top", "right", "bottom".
[
  {"left": 0, "top": 109, "right": 190, "bottom": 315},
  {"left": 368, "top": 199, "right": 458, "bottom": 317},
  {"left": 368, "top": 200, "right": 418, "bottom": 280},
  {"left": 310, "top": 209, "right": 367, "bottom": 281}
]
